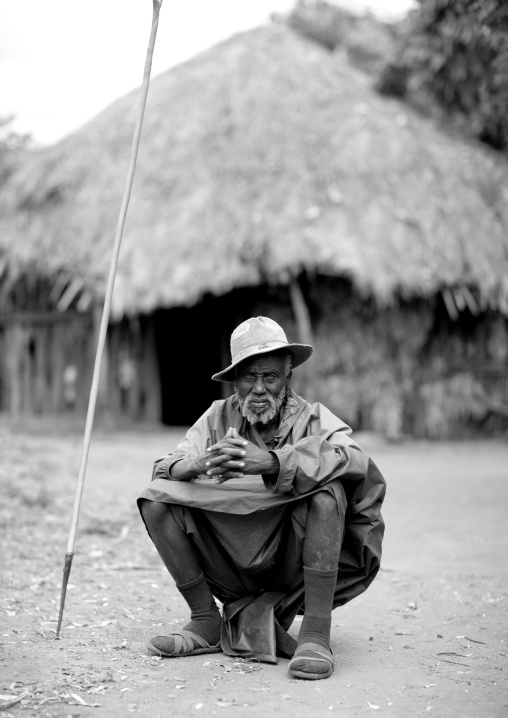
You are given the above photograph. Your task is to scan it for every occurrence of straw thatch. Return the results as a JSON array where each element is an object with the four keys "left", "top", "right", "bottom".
[{"left": 1, "top": 23, "right": 508, "bottom": 317}]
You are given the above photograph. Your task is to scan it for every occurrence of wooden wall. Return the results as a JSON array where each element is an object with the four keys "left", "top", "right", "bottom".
[
  {"left": 0, "top": 311, "right": 93, "bottom": 415},
  {"left": 0, "top": 311, "right": 162, "bottom": 424}
]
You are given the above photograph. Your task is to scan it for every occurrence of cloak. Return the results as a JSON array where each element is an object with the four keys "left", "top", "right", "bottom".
[{"left": 138, "top": 390, "right": 386, "bottom": 662}]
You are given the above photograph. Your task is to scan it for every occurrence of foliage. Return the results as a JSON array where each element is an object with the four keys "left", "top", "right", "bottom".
[
  {"left": 286, "top": 0, "right": 400, "bottom": 75},
  {"left": 378, "top": 0, "right": 508, "bottom": 150}
]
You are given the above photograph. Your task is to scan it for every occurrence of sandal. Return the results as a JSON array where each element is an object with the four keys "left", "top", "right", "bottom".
[
  {"left": 288, "top": 642, "right": 335, "bottom": 680},
  {"left": 147, "top": 630, "right": 222, "bottom": 658}
]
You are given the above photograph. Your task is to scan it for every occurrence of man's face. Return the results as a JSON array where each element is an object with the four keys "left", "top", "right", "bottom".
[{"left": 234, "top": 354, "right": 289, "bottom": 425}]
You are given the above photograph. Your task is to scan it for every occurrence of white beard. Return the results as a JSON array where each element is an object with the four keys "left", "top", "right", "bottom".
[{"left": 237, "top": 386, "right": 287, "bottom": 425}]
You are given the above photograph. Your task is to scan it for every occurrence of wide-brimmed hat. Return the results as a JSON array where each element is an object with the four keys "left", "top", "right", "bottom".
[{"left": 211, "top": 316, "right": 313, "bottom": 382}]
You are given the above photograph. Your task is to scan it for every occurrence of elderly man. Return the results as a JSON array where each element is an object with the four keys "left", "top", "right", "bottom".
[{"left": 138, "top": 317, "right": 385, "bottom": 680}]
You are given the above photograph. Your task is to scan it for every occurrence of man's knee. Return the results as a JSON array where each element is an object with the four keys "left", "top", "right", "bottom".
[
  {"left": 308, "top": 491, "right": 337, "bottom": 515},
  {"left": 140, "top": 499, "right": 172, "bottom": 527}
]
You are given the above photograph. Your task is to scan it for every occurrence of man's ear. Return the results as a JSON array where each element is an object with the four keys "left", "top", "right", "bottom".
[{"left": 286, "top": 372, "right": 292, "bottom": 383}]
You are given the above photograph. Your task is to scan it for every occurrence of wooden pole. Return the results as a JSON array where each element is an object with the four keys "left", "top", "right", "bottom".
[{"left": 56, "top": 0, "right": 164, "bottom": 638}]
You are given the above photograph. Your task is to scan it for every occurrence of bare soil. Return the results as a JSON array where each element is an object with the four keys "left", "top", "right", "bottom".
[{"left": 1, "top": 420, "right": 507, "bottom": 717}]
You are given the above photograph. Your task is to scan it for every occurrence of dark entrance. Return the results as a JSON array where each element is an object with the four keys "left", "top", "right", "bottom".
[
  {"left": 153, "top": 286, "right": 288, "bottom": 426},
  {"left": 153, "top": 303, "right": 224, "bottom": 425}
]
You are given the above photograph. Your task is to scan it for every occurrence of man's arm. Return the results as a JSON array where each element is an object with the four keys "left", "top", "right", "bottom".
[
  {"left": 264, "top": 405, "right": 367, "bottom": 495},
  {"left": 169, "top": 455, "right": 210, "bottom": 481},
  {"left": 268, "top": 434, "right": 366, "bottom": 494},
  {"left": 151, "top": 407, "right": 213, "bottom": 482}
]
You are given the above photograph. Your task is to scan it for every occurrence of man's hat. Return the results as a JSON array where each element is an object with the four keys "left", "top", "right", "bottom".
[{"left": 211, "top": 316, "right": 313, "bottom": 383}]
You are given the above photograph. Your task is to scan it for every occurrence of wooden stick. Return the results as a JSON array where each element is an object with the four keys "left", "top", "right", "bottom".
[
  {"left": 0, "top": 691, "right": 29, "bottom": 711},
  {"left": 56, "top": 0, "right": 163, "bottom": 638}
]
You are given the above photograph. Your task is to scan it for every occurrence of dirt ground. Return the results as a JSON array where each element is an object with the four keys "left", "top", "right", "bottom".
[{"left": 1, "top": 419, "right": 507, "bottom": 717}]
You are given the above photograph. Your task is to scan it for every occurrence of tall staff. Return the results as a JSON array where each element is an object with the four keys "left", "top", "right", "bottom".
[{"left": 56, "top": 0, "right": 164, "bottom": 638}]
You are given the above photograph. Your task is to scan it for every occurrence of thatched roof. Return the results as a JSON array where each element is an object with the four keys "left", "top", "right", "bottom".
[{"left": 1, "top": 23, "right": 508, "bottom": 317}]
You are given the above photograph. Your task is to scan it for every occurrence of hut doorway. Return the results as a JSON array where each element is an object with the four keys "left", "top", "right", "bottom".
[
  {"left": 153, "top": 302, "right": 228, "bottom": 426},
  {"left": 152, "top": 286, "right": 288, "bottom": 426}
]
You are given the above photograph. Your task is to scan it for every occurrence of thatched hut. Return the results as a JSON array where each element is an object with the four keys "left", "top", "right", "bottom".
[{"left": 1, "top": 22, "right": 508, "bottom": 436}]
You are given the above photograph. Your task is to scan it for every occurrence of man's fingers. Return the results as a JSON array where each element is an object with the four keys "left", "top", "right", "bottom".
[
  {"left": 215, "top": 472, "right": 244, "bottom": 484},
  {"left": 206, "top": 466, "right": 226, "bottom": 476},
  {"left": 204, "top": 455, "right": 229, "bottom": 467},
  {"left": 207, "top": 438, "right": 248, "bottom": 453},
  {"left": 206, "top": 459, "right": 245, "bottom": 475},
  {"left": 205, "top": 462, "right": 228, "bottom": 475},
  {"left": 207, "top": 441, "right": 247, "bottom": 453},
  {"left": 215, "top": 447, "right": 246, "bottom": 458},
  {"left": 220, "top": 459, "right": 246, "bottom": 469},
  {"left": 204, "top": 454, "right": 245, "bottom": 468},
  {"left": 206, "top": 430, "right": 247, "bottom": 480}
]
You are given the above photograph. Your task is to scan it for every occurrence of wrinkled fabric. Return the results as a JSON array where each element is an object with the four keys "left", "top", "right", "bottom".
[
  {"left": 138, "top": 390, "right": 386, "bottom": 662},
  {"left": 221, "top": 592, "right": 296, "bottom": 663}
]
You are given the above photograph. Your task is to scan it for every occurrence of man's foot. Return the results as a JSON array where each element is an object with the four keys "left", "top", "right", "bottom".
[
  {"left": 147, "top": 609, "right": 222, "bottom": 658},
  {"left": 288, "top": 642, "right": 335, "bottom": 680},
  {"left": 147, "top": 629, "right": 222, "bottom": 657}
]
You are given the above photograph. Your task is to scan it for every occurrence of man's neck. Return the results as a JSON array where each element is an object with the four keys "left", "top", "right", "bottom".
[{"left": 255, "top": 412, "right": 280, "bottom": 437}]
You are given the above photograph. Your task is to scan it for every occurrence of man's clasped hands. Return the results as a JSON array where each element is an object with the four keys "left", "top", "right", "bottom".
[{"left": 200, "top": 427, "right": 278, "bottom": 482}]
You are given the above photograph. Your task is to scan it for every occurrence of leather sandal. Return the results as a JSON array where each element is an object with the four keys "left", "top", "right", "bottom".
[
  {"left": 288, "top": 642, "right": 335, "bottom": 680},
  {"left": 147, "top": 630, "right": 222, "bottom": 657}
]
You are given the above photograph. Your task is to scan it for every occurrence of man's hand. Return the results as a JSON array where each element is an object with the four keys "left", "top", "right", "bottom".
[
  {"left": 205, "top": 427, "right": 279, "bottom": 483},
  {"left": 170, "top": 428, "right": 279, "bottom": 483},
  {"left": 201, "top": 427, "right": 248, "bottom": 481},
  {"left": 168, "top": 428, "right": 244, "bottom": 481}
]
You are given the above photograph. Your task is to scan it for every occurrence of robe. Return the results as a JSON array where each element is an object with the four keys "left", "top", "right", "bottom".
[{"left": 138, "top": 390, "right": 386, "bottom": 662}]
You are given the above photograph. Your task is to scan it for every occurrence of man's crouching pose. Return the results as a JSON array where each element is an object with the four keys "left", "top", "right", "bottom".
[{"left": 138, "top": 317, "right": 385, "bottom": 680}]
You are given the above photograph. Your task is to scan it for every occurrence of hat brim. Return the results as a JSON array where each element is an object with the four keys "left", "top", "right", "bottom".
[{"left": 211, "top": 343, "right": 313, "bottom": 382}]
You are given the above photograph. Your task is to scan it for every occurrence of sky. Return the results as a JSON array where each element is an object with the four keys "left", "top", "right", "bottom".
[{"left": 0, "top": 0, "right": 414, "bottom": 146}]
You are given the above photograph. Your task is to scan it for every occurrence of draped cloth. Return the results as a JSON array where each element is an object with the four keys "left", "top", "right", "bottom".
[{"left": 137, "top": 390, "right": 386, "bottom": 663}]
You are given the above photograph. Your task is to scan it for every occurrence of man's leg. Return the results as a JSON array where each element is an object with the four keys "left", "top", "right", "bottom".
[
  {"left": 140, "top": 499, "right": 221, "bottom": 654},
  {"left": 290, "top": 491, "right": 343, "bottom": 679}
]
